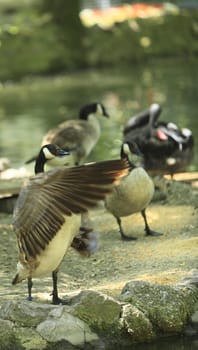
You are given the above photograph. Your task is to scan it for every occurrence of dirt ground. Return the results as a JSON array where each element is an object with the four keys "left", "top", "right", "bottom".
[{"left": 0, "top": 179, "right": 197, "bottom": 304}]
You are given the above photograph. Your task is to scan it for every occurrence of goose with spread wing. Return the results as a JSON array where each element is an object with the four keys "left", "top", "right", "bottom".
[{"left": 12, "top": 144, "right": 129, "bottom": 304}]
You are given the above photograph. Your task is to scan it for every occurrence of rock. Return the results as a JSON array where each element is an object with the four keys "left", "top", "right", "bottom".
[
  {"left": 178, "top": 269, "right": 198, "bottom": 288},
  {"left": 120, "top": 280, "right": 194, "bottom": 334},
  {"left": 0, "top": 319, "right": 22, "bottom": 350},
  {"left": 0, "top": 300, "right": 55, "bottom": 327},
  {"left": 0, "top": 283, "right": 197, "bottom": 348},
  {"left": 187, "top": 301, "right": 198, "bottom": 334},
  {"left": 120, "top": 303, "right": 155, "bottom": 342},
  {"left": 191, "top": 310, "right": 198, "bottom": 326},
  {"left": 37, "top": 307, "right": 98, "bottom": 346},
  {"left": 14, "top": 326, "right": 47, "bottom": 350},
  {"left": 70, "top": 290, "right": 121, "bottom": 333},
  {"left": 45, "top": 341, "right": 78, "bottom": 350}
]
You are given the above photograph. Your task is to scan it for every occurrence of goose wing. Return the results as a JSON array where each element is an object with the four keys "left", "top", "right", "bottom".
[{"left": 13, "top": 159, "right": 129, "bottom": 260}]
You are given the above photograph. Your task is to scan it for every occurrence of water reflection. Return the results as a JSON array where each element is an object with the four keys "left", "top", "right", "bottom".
[
  {"left": 115, "top": 335, "right": 198, "bottom": 350},
  {"left": 0, "top": 59, "right": 197, "bottom": 170}
]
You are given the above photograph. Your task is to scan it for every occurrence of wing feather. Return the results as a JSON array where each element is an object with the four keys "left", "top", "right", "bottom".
[{"left": 13, "top": 159, "right": 129, "bottom": 259}]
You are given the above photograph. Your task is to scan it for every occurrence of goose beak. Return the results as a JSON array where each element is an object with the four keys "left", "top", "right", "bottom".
[
  {"left": 56, "top": 148, "right": 70, "bottom": 157},
  {"left": 47, "top": 148, "right": 72, "bottom": 168}
]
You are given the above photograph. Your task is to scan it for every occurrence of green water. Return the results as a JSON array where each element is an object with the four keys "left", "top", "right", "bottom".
[
  {"left": 0, "top": 58, "right": 197, "bottom": 171},
  {"left": 116, "top": 335, "right": 198, "bottom": 350}
]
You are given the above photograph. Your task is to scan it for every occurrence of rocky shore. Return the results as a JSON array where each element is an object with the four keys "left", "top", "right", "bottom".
[{"left": 0, "top": 177, "right": 197, "bottom": 349}]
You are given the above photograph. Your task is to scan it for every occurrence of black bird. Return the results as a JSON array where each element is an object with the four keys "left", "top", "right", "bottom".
[
  {"left": 12, "top": 144, "right": 129, "bottom": 304},
  {"left": 123, "top": 103, "right": 194, "bottom": 177}
]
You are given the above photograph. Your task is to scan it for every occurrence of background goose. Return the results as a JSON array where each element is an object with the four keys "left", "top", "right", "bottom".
[
  {"left": 27, "top": 102, "right": 109, "bottom": 166},
  {"left": 123, "top": 103, "right": 194, "bottom": 176},
  {"left": 105, "top": 142, "right": 162, "bottom": 240},
  {"left": 12, "top": 144, "right": 129, "bottom": 304}
]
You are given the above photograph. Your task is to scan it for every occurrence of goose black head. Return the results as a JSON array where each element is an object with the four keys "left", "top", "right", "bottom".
[
  {"left": 35, "top": 144, "right": 70, "bottom": 174},
  {"left": 79, "top": 102, "right": 109, "bottom": 120}
]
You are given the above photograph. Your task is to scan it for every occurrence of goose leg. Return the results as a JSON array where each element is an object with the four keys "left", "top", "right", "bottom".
[
  {"left": 27, "top": 277, "right": 33, "bottom": 301},
  {"left": 52, "top": 269, "right": 62, "bottom": 305},
  {"left": 116, "top": 216, "right": 137, "bottom": 241},
  {"left": 141, "top": 209, "right": 163, "bottom": 236}
]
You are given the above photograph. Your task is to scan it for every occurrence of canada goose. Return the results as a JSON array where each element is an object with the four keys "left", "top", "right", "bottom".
[
  {"left": 12, "top": 144, "right": 129, "bottom": 304},
  {"left": 123, "top": 103, "right": 194, "bottom": 177},
  {"left": 105, "top": 142, "right": 162, "bottom": 240},
  {"left": 26, "top": 102, "right": 109, "bottom": 167}
]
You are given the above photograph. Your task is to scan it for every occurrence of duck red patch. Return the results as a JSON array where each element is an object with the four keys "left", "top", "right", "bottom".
[{"left": 156, "top": 129, "right": 168, "bottom": 141}]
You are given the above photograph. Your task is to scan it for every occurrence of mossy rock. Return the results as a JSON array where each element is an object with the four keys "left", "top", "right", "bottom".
[
  {"left": 70, "top": 290, "right": 121, "bottom": 334},
  {"left": 120, "top": 280, "right": 198, "bottom": 334},
  {"left": 120, "top": 303, "right": 156, "bottom": 342},
  {"left": 0, "top": 319, "right": 23, "bottom": 350}
]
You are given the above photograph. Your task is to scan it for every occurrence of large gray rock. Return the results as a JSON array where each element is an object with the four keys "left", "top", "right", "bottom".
[
  {"left": 37, "top": 307, "right": 98, "bottom": 346},
  {"left": 0, "top": 300, "right": 55, "bottom": 327},
  {"left": 120, "top": 303, "right": 155, "bottom": 342},
  {"left": 120, "top": 280, "right": 196, "bottom": 333}
]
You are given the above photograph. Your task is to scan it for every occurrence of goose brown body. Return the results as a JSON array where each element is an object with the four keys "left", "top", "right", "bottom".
[
  {"left": 105, "top": 142, "right": 162, "bottom": 240},
  {"left": 41, "top": 103, "right": 108, "bottom": 165},
  {"left": 105, "top": 167, "right": 154, "bottom": 218},
  {"left": 42, "top": 117, "right": 100, "bottom": 164}
]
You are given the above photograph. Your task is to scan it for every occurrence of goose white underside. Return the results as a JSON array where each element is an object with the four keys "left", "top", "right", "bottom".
[{"left": 15, "top": 214, "right": 81, "bottom": 282}]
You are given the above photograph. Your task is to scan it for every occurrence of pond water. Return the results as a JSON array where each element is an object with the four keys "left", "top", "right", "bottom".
[
  {"left": 113, "top": 335, "right": 198, "bottom": 350},
  {"left": 0, "top": 58, "right": 197, "bottom": 171}
]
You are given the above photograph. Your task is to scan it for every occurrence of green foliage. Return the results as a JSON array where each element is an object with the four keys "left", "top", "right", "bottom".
[
  {"left": 37, "top": 0, "right": 86, "bottom": 71},
  {"left": 0, "top": 6, "right": 61, "bottom": 80},
  {"left": 0, "top": 0, "right": 85, "bottom": 80},
  {"left": 84, "top": 10, "right": 198, "bottom": 67},
  {"left": 0, "top": 1, "right": 197, "bottom": 81}
]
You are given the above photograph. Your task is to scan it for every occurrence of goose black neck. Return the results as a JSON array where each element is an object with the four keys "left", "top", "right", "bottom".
[
  {"left": 79, "top": 103, "right": 96, "bottom": 120},
  {"left": 34, "top": 151, "right": 46, "bottom": 174},
  {"left": 148, "top": 105, "right": 161, "bottom": 130},
  {"left": 120, "top": 149, "right": 136, "bottom": 170}
]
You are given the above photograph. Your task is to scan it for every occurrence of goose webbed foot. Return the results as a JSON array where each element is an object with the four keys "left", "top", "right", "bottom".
[
  {"left": 145, "top": 228, "right": 163, "bottom": 237},
  {"left": 116, "top": 216, "right": 137, "bottom": 241},
  {"left": 121, "top": 231, "right": 137, "bottom": 241},
  {"left": 141, "top": 209, "right": 163, "bottom": 237},
  {"left": 51, "top": 294, "right": 68, "bottom": 305},
  {"left": 27, "top": 295, "right": 33, "bottom": 301},
  {"left": 51, "top": 292, "right": 70, "bottom": 305}
]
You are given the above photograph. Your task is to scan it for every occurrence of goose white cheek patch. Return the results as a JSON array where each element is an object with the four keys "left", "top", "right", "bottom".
[{"left": 43, "top": 147, "right": 55, "bottom": 160}]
